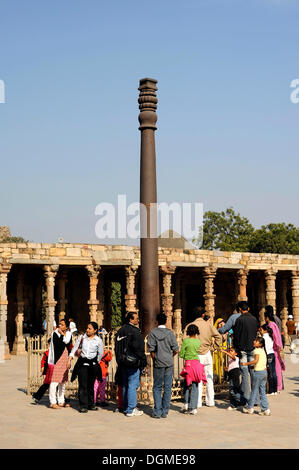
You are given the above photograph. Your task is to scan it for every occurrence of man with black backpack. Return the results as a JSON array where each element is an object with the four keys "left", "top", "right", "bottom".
[{"left": 115, "top": 312, "right": 147, "bottom": 417}]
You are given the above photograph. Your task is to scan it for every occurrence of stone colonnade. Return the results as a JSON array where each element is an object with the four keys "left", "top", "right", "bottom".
[{"left": 1, "top": 259, "right": 299, "bottom": 357}]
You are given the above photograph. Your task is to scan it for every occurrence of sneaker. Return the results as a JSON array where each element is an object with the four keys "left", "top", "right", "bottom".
[
  {"left": 189, "top": 409, "right": 198, "bottom": 415},
  {"left": 161, "top": 414, "right": 167, "bottom": 418},
  {"left": 242, "top": 407, "right": 254, "bottom": 414},
  {"left": 226, "top": 406, "right": 236, "bottom": 411},
  {"left": 151, "top": 414, "right": 160, "bottom": 419},
  {"left": 126, "top": 408, "right": 143, "bottom": 417},
  {"left": 182, "top": 403, "right": 188, "bottom": 412},
  {"left": 259, "top": 409, "right": 271, "bottom": 416}
]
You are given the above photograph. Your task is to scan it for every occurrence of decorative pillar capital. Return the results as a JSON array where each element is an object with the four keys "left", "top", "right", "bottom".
[
  {"left": 43, "top": 264, "right": 59, "bottom": 278},
  {"left": 125, "top": 265, "right": 138, "bottom": 276},
  {"left": 0, "top": 261, "right": 12, "bottom": 275},
  {"left": 203, "top": 264, "right": 217, "bottom": 278},
  {"left": 160, "top": 265, "right": 176, "bottom": 276},
  {"left": 86, "top": 264, "right": 101, "bottom": 278},
  {"left": 138, "top": 78, "right": 158, "bottom": 131},
  {"left": 236, "top": 268, "right": 249, "bottom": 278},
  {"left": 265, "top": 268, "right": 278, "bottom": 280}
]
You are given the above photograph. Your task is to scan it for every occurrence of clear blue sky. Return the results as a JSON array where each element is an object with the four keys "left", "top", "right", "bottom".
[{"left": 0, "top": 0, "right": 298, "bottom": 244}]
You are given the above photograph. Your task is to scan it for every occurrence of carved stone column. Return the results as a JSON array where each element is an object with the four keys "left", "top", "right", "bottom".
[
  {"left": 12, "top": 268, "right": 26, "bottom": 355},
  {"left": 125, "top": 265, "right": 138, "bottom": 313},
  {"left": 173, "top": 274, "right": 182, "bottom": 334},
  {"left": 43, "top": 265, "right": 59, "bottom": 338},
  {"left": 0, "top": 261, "right": 12, "bottom": 360},
  {"left": 265, "top": 268, "right": 277, "bottom": 314},
  {"left": 86, "top": 264, "right": 100, "bottom": 323},
  {"left": 291, "top": 270, "right": 299, "bottom": 324},
  {"left": 236, "top": 268, "right": 249, "bottom": 302},
  {"left": 203, "top": 265, "right": 217, "bottom": 321},
  {"left": 97, "top": 268, "right": 105, "bottom": 327},
  {"left": 257, "top": 272, "right": 267, "bottom": 323},
  {"left": 161, "top": 266, "right": 176, "bottom": 329},
  {"left": 278, "top": 276, "right": 289, "bottom": 336},
  {"left": 57, "top": 268, "right": 68, "bottom": 321}
]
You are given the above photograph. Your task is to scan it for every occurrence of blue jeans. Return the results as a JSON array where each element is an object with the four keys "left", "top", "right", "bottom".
[
  {"left": 184, "top": 381, "right": 198, "bottom": 410},
  {"left": 122, "top": 368, "right": 141, "bottom": 414},
  {"left": 229, "top": 378, "right": 246, "bottom": 408},
  {"left": 153, "top": 366, "right": 173, "bottom": 417},
  {"left": 247, "top": 370, "right": 269, "bottom": 412},
  {"left": 239, "top": 350, "right": 254, "bottom": 402}
]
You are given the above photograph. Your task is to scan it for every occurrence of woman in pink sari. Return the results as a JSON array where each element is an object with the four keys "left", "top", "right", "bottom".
[{"left": 265, "top": 306, "right": 285, "bottom": 392}]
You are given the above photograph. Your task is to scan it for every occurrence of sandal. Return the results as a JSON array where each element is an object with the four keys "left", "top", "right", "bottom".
[
  {"left": 58, "top": 403, "right": 71, "bottom": 408},
  {"left": 50, "top": 404, "right": 61, "bottom": 409}
]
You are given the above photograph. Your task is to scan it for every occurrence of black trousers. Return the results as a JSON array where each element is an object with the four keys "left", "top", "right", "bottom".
[
  {"left": 77, "top": 364, "right": 97, "bottom": 409},
  {"left": 33, "top": 383, "right": 49, "bottom": 401}
]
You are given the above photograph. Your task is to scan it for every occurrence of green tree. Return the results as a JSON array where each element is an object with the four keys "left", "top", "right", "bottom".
[
  {"left": 1, "top": 236, "right": 29, "bottom": 243},
  {"left": 249, "top": 223, "right": 299, "bottom": 255},
  {"left": 111, "top": 281, "right": 122, "bottom": 330},
  {"left": 194, "top": 208, "right": 255, "bottom": 252}
]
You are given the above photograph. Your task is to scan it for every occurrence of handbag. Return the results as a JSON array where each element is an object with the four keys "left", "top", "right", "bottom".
[{"left": 75, "top": 335, "right": 84, "bottom": 358}]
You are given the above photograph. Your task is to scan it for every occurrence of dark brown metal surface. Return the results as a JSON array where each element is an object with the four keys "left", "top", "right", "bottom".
[{"left": 138, "top": 78, "right": 160, "bottom": 336}]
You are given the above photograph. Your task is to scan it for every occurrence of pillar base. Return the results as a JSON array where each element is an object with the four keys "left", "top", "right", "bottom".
[
  {"left": 11, "top": 337, "right": 27, "bottom": 356},
  {"left": 1, "top": 341, "right": 11, "bottom": 360}
]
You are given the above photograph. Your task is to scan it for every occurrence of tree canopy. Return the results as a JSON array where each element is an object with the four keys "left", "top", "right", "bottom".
[
  {"left": 194, "top": 208, "right": 299, "bottom": 255},
  {"left": 249, "top": 223, "right": 299, "bottom": 255},
  {"left": 1, "top": 236, "right": 29, "bottom": 243}
]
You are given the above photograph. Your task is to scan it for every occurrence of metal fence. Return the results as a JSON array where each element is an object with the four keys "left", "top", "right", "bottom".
[{"left": 27, "top": 332, "right": 229, "bottom": 403}]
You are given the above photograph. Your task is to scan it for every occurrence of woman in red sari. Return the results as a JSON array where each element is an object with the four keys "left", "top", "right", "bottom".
[{"left": 265, "top": 306, "right": 285, "bottom": 392}]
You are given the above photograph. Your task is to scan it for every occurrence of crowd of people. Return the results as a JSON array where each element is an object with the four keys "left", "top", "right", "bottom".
[{"left": 32, "top": 302, "right": 296, "bottom": 417}]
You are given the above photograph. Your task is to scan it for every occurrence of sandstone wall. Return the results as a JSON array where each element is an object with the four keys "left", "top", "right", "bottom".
[{"left": 0, "top": 242, "right": 298, "bottom": 271}]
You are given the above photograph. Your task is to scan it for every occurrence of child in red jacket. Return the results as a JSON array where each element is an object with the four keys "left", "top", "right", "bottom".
[{"left": 94, "top": 349, "right": 112, "bottom": 407}]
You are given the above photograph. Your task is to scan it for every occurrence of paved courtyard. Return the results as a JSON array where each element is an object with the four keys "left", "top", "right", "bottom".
[{"left": 0, "top": 352, "right": 298, "bottom": 449}]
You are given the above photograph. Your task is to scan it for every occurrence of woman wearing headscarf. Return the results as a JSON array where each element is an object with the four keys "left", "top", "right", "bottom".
[
  {"left": 45, "top": 318, "right": 72, "bottom": 409},
  {"left": 68, "top": 322, "right": 103, "bottom": 413},
  {"left": 213, "top": 318, "right": 228, "bottom": 381},
  {"left": 265, "top": 305, "right": 285, "bottom": 392}
]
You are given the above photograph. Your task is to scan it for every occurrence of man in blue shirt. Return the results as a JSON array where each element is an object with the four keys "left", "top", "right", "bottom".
[{"left": 218, "top": 303, "right": 241, "bottom": 335}]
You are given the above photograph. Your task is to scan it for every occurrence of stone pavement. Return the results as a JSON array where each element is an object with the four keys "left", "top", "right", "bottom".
[{"left": 0, "top": 352, "right": 298, "bottom": 449}]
